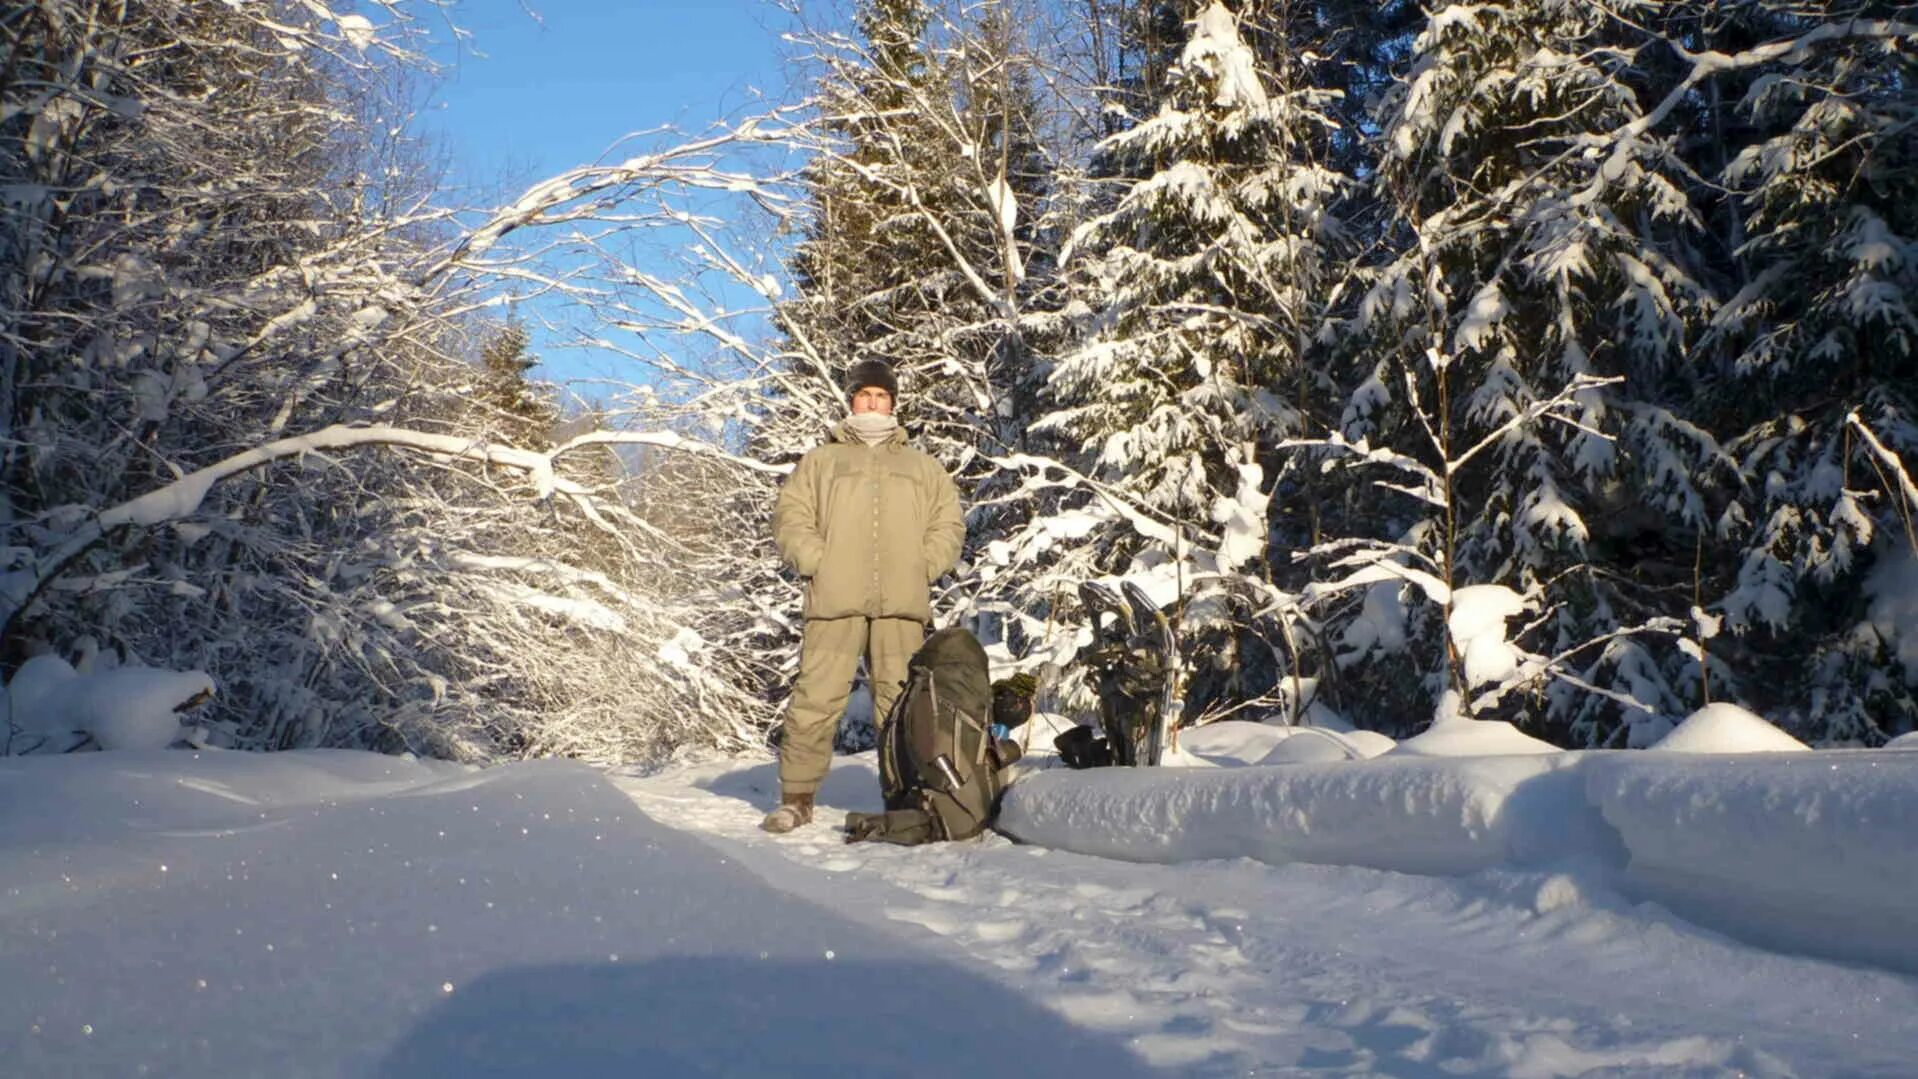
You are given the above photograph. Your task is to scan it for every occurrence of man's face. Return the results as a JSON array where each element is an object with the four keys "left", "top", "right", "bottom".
[{"left": 851, "top": 386, "right": 895, "bottom": 416}]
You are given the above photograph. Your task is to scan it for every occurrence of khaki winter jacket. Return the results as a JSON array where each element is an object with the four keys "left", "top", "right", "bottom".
[{"left": 773, "top": 421, "right": 965, "bottom": 623}]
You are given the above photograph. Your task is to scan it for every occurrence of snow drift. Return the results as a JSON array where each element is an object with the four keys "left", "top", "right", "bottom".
[{"left": 1001, "top": 722, "right": 1918, "bottom": 975}]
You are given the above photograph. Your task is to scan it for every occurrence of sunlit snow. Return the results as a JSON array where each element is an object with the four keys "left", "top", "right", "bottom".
[{"left": 4, "top": 694, "right": 1915, "bottom": 1075}]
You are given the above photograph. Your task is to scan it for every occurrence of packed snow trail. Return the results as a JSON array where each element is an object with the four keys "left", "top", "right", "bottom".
[
  {"left": 619, "top": 754, "right": 1918, "bottom": 1078},
  {"left": 6, "top": 748, "right": 1915, "bottom": 1076},
  {"left": 0, "top": 752, "right": 1150, "bottom": 1078}
]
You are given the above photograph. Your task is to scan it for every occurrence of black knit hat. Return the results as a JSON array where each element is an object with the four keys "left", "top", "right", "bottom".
[{"left": 843, "top": 359, "right": 898, "bottom": 402}]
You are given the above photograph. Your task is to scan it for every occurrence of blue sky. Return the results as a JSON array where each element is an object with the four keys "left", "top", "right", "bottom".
[
  {"left": 427, "top": 0, "right": 790, "bottom": 194},
  {"left": 423, "top": 0, "right": 798, "bottom": 391}
]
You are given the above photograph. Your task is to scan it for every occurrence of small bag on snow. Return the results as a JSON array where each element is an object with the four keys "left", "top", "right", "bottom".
[{"left": 844, "top": 627, "right": 1027, "bottom": 845}]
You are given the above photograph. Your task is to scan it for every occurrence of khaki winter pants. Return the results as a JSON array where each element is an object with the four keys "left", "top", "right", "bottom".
[{"left": 779, "top": 616, "right": 924, "bottom": 796}]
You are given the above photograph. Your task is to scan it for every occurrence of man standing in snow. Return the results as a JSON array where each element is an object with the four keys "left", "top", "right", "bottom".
[{"left": 762, "top": 360, "right": 965, "bottom": 833}]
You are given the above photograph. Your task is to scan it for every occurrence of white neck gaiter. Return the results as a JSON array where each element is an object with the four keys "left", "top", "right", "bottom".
[{"left": 845, "top": 411, "right": 898, "bottom": 446}]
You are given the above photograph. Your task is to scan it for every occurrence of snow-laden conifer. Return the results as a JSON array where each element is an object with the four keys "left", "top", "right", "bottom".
[
  {"left": 1697, "top": 4, "right": 1918, "bottom": 742},
  {"left": 1314, "top": 0, "right": 1720, "bottom": 740},
  {"left": 1034, "top": 1, "right": 1349, "bottom": 724}
]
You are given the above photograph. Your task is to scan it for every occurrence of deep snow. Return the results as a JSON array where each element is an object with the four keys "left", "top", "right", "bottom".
[{"left": 5, "top": 713, "right": 1917, "bottom": 1077}]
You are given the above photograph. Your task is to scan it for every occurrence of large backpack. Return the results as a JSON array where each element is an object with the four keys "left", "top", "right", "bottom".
[{"left": 844, "top": 627, "right": 1021, "bottom": 845}]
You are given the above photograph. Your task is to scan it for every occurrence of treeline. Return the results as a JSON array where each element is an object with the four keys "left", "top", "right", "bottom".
[
  {"left": 766, "top": 0, "right": 1918, "bottom": 747},
  {"left": 4, "top": 0, "right": 1913, "bottom": 761}
]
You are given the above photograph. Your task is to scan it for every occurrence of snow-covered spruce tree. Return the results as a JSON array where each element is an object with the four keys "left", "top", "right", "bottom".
[
  {"left": 1692, "top": 4, "right": 1918, "bottom": 744},
  {"left": 779, "top": 0, "right": 1053, "bottom": 459},
  {"left": 1315, "top": 0, "right": 1728, "bottom": 742},
  {"left": 1032, "top": 1, "right": 1349, "bottom": 724},
  {"left": 784, "top": 0, "right": 980, "bottom": 449},
  {"left": 1089, "top": 0, "right": 1192, "bottom": 129},
  {"left": 929, "top": 0, "right": 1103, "bottom": 658},
  {"left": 474, "top": 316, "right": 560, "bottom": 448}
]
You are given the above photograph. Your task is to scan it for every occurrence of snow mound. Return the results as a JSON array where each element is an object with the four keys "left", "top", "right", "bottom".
[
  {"left": 1387, "top": 715, "right": 1559, "bottom": 757},
  {"left": 1259, "top": 728, "right": 1357, "bottom": 764},
  {"left": 1259, "top": 727, "right": 1383, "bottom": 764},
  {"left": 1339, "top": 729, "right": 1399, "bottom": 758},
  {"left": 1887, "top": 731, "right": 1918, "bottom": 750},
  {"left": 8, "top": 653, "right": 82, "bottom": 735},
  {"left": 72, "top": 666, "right": 214, "bottom": 750},
  {"left": 1649, "top": 703, "right": 1808, "bottom": 754},
  {"left": 6, "top": 657, "right": 213, "bottom": 750},
  {"left": 1180, "top": 720, "right": 1289, "bottom": 764},
  {"left": 1173, "top": 722, "right": 1396, "bottom": 767}
]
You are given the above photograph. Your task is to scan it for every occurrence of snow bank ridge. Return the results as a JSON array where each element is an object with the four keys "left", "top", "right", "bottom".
[{"left": 1000, "top": 739, "right": 1918, "bottom": 976}]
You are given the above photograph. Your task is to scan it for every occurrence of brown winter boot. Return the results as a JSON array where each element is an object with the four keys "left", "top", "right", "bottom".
[{"left": 760, "top": 791, "right": 815, "bottom": 834}]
